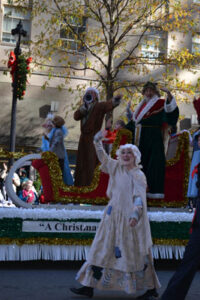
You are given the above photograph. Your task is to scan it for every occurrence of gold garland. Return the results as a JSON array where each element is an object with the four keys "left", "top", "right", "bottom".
[
  {"left": 190, "top": 128, "right": 199, "bottom": 136},
  {"left": 168, "top": 131, "right": 190, "bottom": 206},
  {"left": 0, "top": 237, "right": 93, "bottom": 246},
  {"left": 147, "top": 199, "right": 187, "bottom": 208},
  {"left": 148, "top": 131, "right": 190, "bottom": 207},
  {"left": 110, "top": 128, "right": 132, "bottom": 158},
  {"left": 42, "top": 129, "right": 132, "bottom": 204},
  {"left": 0, "top": 237, "right": 188, "bottom": 246},
  {"left": 42, "top": 152, "right": 102, "bottom": 201},
  {"left": 42, "top": 151, "right": 65, "bottom": 202},
  {"left": 153, "top": 238, "right": 188, "bottom": 246},
  {"left": 166, "top": 131, "right": 189, "bottom": 167},
  {"left": 58, "top": 196, "right": 109, "bottom": 205},
  {"left": 0, "top": 148, "right": 28, "bottom": 159}
]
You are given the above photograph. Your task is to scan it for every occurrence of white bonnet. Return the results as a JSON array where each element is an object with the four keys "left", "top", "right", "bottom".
[
  {"left": 85, "top": 87, "right": 100, "bottom": 101},
  {"left": 42, "top": 112, "right": 54, "bottom": 129},
  {"left": 116, "top": 144, "right": 141, "bottom": 167},
  {"left": 46, "top": 112, "right": 54, "bottom": 120}
]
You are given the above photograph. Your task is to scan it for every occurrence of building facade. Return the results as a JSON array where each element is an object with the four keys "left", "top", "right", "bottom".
[{"left": 0, "top": 0, "right": 199, "bottom": 157}]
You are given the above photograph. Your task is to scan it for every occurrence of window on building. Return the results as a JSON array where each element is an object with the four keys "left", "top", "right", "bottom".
[
  {"left": 60, "top": 16, "right": 86, "bottom": 52},
  {"left": 141, "top": 28, "right": 166, "bottom": 59},
  {"left": 192, "top": 34, "right": 200, "bottom": 54},
  {"left": 2, "top": 6, "right": 31, "bottom": 44}
]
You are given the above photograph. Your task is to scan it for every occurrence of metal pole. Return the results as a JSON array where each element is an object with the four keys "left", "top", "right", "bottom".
[
  {"left": 9, "top": 20, "right": 26, "bottom": 167},
  {"left": 9, "top": 78, "right": 18, "bottom": 166}
]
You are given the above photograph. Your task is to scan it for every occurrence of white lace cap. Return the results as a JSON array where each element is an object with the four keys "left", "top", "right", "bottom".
[
  {"left": 85, "top": 87, "right": 100, "bottom": 101},
  {"left": 46, "top": 112, "right": 54, "bottom": 120},
  {"left": 116, "top": 144, "right": 141, "bottom": 167}
]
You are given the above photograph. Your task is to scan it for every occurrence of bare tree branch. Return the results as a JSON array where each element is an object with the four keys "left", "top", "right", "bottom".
[{"left": 53, "top": 0, "right": 108, "bottom": 71}]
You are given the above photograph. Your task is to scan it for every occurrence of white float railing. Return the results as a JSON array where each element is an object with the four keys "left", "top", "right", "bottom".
[{"left": 5, "top": 154, "right": 41, "bottom": 208}]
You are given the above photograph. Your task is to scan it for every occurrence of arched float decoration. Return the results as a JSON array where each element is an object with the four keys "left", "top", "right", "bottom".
[
  {"left": 5, "top": 154, "right": 41, "bottom": 208},
  {"left": 5, "top": 129, "right": 132, "bottom": 207}
]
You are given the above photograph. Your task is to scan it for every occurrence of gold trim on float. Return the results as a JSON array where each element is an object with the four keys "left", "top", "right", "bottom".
[
  {"left": 42, "top": 129, "right": 132, "bottom": 204},
  {"left": 0, "top": 237, "right": 188, "bottom": 246},
  {"left": 153, "top": 238, "right": 188, "bottom": 246},
  {"left": 0, "top": 149, "right": 28, "bottom": 159}
]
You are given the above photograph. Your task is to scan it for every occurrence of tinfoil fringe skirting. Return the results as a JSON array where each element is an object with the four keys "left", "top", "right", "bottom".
[{"left": 0, "top": 244, "right": 185, "bottom": 261}]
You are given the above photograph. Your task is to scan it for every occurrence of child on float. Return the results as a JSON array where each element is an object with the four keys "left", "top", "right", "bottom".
[
  {"left": 19, "top": 180, "right": 36, "bottom": 204},
  {"left": 41, "top": 113, "right": 54, "bottom": 152},
  {"left": 42, "top": 114, "right": 73, "bottom": 186},
  {"left": 70, "top": 130, "right": 160, "bottom": 299}
]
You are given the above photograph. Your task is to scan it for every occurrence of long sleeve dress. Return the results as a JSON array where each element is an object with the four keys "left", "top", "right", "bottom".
[
  {"left": 76, "top": 138, "right": 160, "bottom": 294},
  {"left": 74, "top": 98, "right": 120, "bottom": 187},
  {"left": 41, "top": 126, "right": 73, "bottom": 186}
]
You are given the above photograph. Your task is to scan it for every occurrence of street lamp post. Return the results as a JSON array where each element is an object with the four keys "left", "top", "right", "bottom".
[{"left": 9, "top": 20, "right": 27, "bottom": 166}]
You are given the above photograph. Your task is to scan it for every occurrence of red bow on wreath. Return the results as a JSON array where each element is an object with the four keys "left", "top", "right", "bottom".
[{"left": 7, "top": 51, "right": 17, "bottom": 82}]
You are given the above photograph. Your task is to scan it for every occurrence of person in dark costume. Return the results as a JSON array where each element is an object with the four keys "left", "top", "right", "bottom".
[
  {"left": 161, "top": 162, "right": 200, "bottom": 300},
  {"left": 126, "top": 82, "right": 179, "bottom": 199}
]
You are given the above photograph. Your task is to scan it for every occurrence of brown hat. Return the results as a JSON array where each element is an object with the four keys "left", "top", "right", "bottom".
[
  {"left": 53, "top": 116, "right": 65, "bottom": 127},
  {"left": 142, "top": 81, "right": 160, "bottom": 97}
]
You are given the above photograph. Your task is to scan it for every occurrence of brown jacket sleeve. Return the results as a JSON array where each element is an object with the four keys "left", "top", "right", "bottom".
[
  {"left": 74, "top": 105, "right": 87, "bottom": 121},
  {"left": 98, "top": 100, "right": 114, "bottom": 114},
  {"left": 74, "top": 110, "right": 82, "bottom": 121}
]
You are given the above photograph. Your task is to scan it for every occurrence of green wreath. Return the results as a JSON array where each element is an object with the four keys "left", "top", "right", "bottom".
[{"left": 16, "top": 55, "right": 31, "bottom": 100}]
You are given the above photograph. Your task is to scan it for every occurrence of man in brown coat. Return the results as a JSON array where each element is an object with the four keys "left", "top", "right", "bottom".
[{"left": 74, "top": 87, "right": 121, "bottom": 186}]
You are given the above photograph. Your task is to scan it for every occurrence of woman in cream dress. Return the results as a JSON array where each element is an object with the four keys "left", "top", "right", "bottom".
[{"left": 70, "top": 130, "right": 160, "bottom": 299}]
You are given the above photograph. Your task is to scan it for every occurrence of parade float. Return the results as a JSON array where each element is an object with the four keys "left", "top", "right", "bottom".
[{"left": 0, "top": 129, "right": 193, "bottom": 261}]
